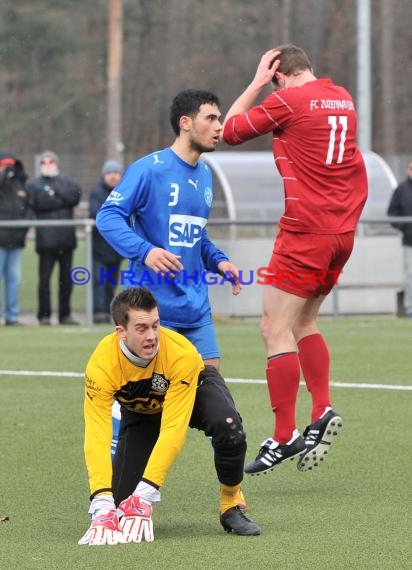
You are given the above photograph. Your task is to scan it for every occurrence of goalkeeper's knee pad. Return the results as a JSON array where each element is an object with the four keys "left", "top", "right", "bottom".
[{"left": 212, "top": 415, "right": 246, "bottom": 447}]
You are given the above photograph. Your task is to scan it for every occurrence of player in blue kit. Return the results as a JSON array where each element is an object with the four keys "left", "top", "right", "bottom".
[
  {"left": 97, "top": 89, "right": 240, "bottom": 370},
  {"left": 96, "top": 90, "right": 252, "bottom": 525}
]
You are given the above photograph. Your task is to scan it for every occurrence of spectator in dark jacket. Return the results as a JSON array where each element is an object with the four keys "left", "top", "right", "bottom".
[
  {"left": 89, "top": 160, "right": 123, "bottom": 323},
  {"left": 28, "top": 150, "right": 81, "bottom": 325},
  {"left": 387, "top": 159, "right": 412, "bottom": 317},
  {"left": 0, "top": 153, "right": 30, "bottom": 325}
]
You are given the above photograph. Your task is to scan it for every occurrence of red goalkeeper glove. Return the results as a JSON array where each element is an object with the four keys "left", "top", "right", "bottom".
[
  {"left": 117, "top": 494, "right": 154, "bottom": 543},
  {"left": 78, "top": 495, "right": 121, "bottom": 546}
]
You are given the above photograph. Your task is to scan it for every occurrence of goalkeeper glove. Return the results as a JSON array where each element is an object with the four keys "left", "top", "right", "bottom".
[
  {"left": 78, "top": 494, "right": 121, "bottom": 546},
  {"left": 117, "top": 492, "right": 154, "bottom": 544}
]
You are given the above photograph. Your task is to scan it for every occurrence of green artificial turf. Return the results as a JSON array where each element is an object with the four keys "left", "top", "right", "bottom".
[{"left": 0, "top": 319, "right": 411, "bottom": 569}]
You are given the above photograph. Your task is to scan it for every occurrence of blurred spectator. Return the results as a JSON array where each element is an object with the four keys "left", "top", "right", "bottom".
[
  {"left": 387, "top": 159, "right": 412, "bottom": 317},
  {"left": 28, "top": 150, "right": 81, "bottom": 325},
  {"left": 0, "top": 153, "right": 30, "bottom": 326},
  {"left": 89, "top": 160, "right": 123, "bottom": 324}
]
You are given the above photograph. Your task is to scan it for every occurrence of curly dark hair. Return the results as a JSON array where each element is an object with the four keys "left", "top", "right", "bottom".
[{"left": 169, "top": 89, "right": 220, "bottom": 135}]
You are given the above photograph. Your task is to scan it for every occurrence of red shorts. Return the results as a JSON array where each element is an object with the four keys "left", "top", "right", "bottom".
[{"left": 260, "top": 230, "right": 355, "bottom": 298}]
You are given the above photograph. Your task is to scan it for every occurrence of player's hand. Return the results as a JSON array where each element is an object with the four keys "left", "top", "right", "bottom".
[
  {"left": 252, "top": 49, "right": 282, "bottom": 89},
  {"left": 78, "top": 509, "right": 121, "bottom": 546},
  {"left": 117, "top": 495, "right": 154, "bottom": 543},
  {"left": 217, "top": 261, "right": 243, "bottom": 295},
  {"left": 145, "top": 247, "right": 183, "bottom": 277}
]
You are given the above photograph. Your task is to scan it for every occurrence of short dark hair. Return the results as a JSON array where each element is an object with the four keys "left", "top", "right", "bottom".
[
  {"left": 271, "top": 44, "right": 312, "bottom": 86},
  {"left": 110, "top": 287, "right": 158, "bottom": 327},
  {"left": 169, "top": 89, "right": 220, "bottom": 135}
]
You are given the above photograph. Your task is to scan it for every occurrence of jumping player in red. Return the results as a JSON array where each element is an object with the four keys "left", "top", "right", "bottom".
[{"left": 222, "top": 44, "right": 368, "bottom": 475}]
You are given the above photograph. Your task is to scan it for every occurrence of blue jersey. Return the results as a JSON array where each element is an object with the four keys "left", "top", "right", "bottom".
[{"left": 96, "top": 147, "right": 228, "bottom": 327}]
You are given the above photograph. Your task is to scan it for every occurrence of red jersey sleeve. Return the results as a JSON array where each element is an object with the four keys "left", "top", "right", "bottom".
[{"left": 223, "top": 90, "right": 294, "bottom": 145}]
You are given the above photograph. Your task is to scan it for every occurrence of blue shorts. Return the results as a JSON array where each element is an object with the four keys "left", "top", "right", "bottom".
[
  {"left": 112, "top": 401, "right": 121, "bottom": 458},
  {"left": 165, "top": 322, "right": 220, "bottom": 360}
]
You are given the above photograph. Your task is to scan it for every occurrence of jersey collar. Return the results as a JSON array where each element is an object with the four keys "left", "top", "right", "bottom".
[{"left": 119, "top": 339, "right": 157, "bottom": 368}]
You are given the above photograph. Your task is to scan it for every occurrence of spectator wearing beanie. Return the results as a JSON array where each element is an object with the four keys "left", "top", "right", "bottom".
[
  {"left": 89, "top": 160, "right": 123, "bottom": 324},
  {"left": 27, "top": 150, "right": 81, "bottom": 325}
]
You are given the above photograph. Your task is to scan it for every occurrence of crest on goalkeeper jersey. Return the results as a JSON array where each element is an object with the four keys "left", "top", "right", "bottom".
[{"left": 151, "top": 374, "right": 168, "bottom": 393}]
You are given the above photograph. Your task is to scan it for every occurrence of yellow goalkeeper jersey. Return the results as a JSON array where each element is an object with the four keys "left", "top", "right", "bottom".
[{"left": 83, "top": 327, "right": 204, "bottom": 495}]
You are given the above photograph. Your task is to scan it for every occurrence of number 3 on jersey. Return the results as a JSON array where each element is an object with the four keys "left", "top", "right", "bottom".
[
  {"left": 168, "top": 183, "right": 179, "bottom": 206},
  {"left": 326, "top": 115, "right": 348, "bottom": 164}
]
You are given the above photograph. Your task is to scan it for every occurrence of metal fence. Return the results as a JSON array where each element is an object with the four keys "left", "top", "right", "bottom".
[{"left": 1, "top": 217, "right": 410, "bottom": 323}]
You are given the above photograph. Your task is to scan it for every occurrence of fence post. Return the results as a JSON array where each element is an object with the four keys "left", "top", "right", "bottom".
[
  {"left": 332, "top": 286, "right": 340, "bottom": 318},
  {"left": 84, "top": 221, "right": 94, "bottom": 325}
]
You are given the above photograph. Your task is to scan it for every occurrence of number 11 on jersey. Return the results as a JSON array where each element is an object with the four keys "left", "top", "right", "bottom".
[{"left": 326, "top": 115, "right": 348, "bottom": 165}]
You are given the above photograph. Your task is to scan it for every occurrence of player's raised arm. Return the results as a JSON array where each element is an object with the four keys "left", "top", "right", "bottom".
[{"left": 222, "top": 49, "right": 281, "bottom": 134}]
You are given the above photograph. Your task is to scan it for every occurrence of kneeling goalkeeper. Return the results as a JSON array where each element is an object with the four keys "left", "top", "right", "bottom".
[{"left": 78, "top": 287, "right": 260, "bottom": 545}]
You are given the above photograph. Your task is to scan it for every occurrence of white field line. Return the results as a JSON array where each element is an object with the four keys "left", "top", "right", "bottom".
[{"left": 0, "top": 369, "right": 412, "bottom": 391}]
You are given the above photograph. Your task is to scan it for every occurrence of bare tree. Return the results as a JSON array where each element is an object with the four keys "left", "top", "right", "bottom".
[
  {"left": 0, "top": 0, "right": 411, "bottom": 168},
  {"left": 106, "top": 0, "right": 124, "bottom": 163}
]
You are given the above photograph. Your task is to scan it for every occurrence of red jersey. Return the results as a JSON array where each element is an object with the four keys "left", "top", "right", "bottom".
[{"left": 223, "top": 78, "right": 368, "bottom": 234}]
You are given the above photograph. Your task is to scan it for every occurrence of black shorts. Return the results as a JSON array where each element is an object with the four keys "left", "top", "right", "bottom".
[{"left": 112, "top": 366, "right": 246, "bottom": 503}]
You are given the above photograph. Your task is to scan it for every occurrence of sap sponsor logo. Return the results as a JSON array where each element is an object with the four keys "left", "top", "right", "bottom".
[
  {"left": 169, "top": 214, "right": 207, "bottom": 247},
  {"left": 106, "top": 190, "right": 124, "bottom": 204}
]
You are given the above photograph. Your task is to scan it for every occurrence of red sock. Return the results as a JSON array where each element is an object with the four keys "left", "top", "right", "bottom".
[
  {"left": 298, "top": 333, "right": 331, "bottom": 422},
  {"left": 266, "top": 352, "right": 300, "bottom": 444}
]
